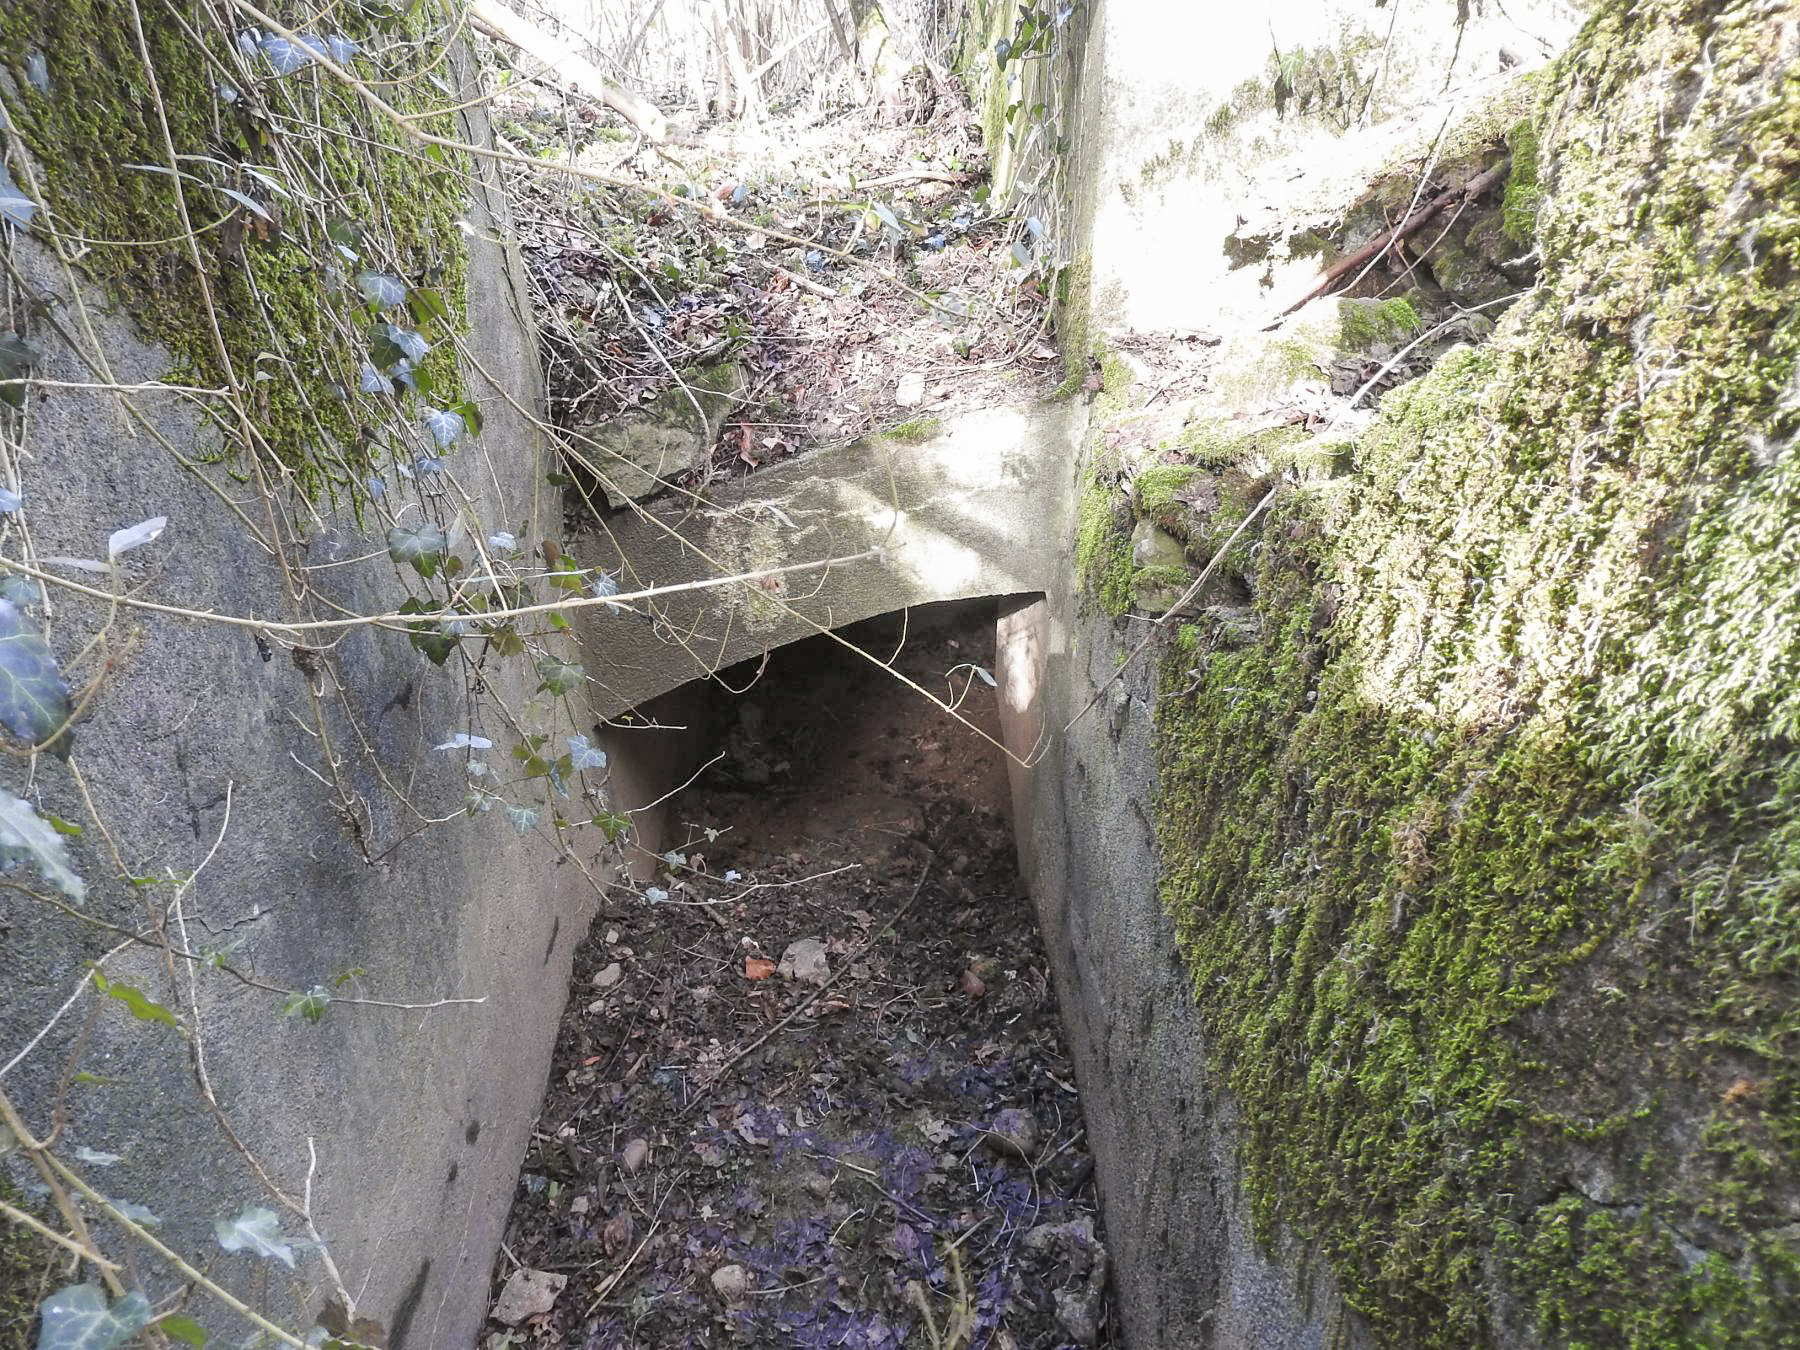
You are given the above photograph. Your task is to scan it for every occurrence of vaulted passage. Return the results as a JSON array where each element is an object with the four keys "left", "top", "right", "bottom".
[{"left": 491, "top": 600, "right": 1116, "bottom": 1346}]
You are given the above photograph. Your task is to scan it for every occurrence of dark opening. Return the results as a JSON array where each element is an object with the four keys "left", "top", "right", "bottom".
[{"left": 492, "top": 599, "right": 1115, "bottom": 1346}]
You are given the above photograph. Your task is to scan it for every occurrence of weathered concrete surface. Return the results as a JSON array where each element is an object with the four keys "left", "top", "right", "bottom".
[
  {"left": 0, "top": 53, "right": 585, "bottom": 1350},
  {"left": 573, "top": 403, "right": 1083, "bottom": 719},
  {"left": 997, "top": 592, "right": 1372, "bottom": 1350},
  {"left": 570, "top": 359, "right": 748, "bottom": 507}
]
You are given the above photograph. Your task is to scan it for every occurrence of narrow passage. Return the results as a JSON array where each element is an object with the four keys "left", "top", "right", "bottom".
[{"left": 489, "top": 601, "right": 1113, "bottom": 1348}]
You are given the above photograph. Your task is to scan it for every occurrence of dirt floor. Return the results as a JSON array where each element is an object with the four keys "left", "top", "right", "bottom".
[{"left": 484, "top": 605, "right": 1114, "bottom": 1349}]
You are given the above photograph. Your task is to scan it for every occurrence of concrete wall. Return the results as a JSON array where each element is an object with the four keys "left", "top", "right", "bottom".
[
  {"left": 573, "top": 402, "right": 1082, "bottom": 719},
  {"left": 0, "top": 46, "right": 588, "bottom": 1350}
]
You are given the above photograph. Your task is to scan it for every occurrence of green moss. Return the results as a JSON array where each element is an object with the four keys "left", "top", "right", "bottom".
[
  {"left": 1504, "top": 117, "right": 1543, "bottom": 246},
  {"left": 883, "top": 415, "right": 942, "bottom": 442},
  {"left": 1134, "top": 464, "right": 1200, "bottom": 514},
  {"left": 1335, "top": 296, "right": 1420, "bottom": 351},
  {"left": 0, "top": 0, "right": 471, "bottom": 501},
  {"left": 1051, "top": 253, "right": 1095, "bottom": 396},
  {"left": 0, "top": 1177, "right": 57, "bottom": 1348},
  {"left": 1075, "top": 473, "right": 1135, "bottom": 617},
  {"left": 1153, "top": 0, "right": 1800, "bottom": 1342}
]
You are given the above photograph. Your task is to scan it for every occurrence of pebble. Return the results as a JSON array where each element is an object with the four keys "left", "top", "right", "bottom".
[
  {"left": 711, "top": 1263, "right": 750, "bottom": 1303},
  {"left": 621, "top": 1138, "right": 650, "bottom": 1173},
  {"left": 491, "top": 1267, "right": 566, "bottom": 1326},
  {"left": 592, "top": 961, "right": 623, "bottom": 989},
  {"left": 980, "top": 1107, "right": 1041, "bottom": 1161}
]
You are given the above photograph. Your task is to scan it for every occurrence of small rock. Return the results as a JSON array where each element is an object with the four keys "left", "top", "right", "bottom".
[
  {"left": 803, "top": 1173, "right": 833, "bottom": 1199},
  {"left": 980, "top": 1108, "right": 1041, "bottom": 1161},
  {"left": 778, "top": 936, "right": 831, "bottom": 986},
  {"left": 569, "top": 1195, "right": 589, "bottom": 1216},
  {"left": 491, "top": 1267, "right": 566, "bottom": 1326},
  {"left": 895, "top": 371, "right": 925, "bottom": 406},
  {"left": 605, "top": 928, "right": 619, "bottom": 945},
  {"left": 711, "top": 1263, "right": 750, "bottom": 1303},
  {"left": 1054, "top": 1285, "right": 1103, "bottom": 1346},
  {"left": 958, "top": 969, "right": 987, "bottom": 999},
  {"left": 592, "top": 961, "right": 623, "bottom": 990},
  {"left": 621, "top": 1138, "right": 650, "bottom": 1173}
]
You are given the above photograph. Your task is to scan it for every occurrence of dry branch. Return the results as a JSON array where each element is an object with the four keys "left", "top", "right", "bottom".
[
  {"left": 1273, "top": 158, "right": 1511, "bottom": 322},
  {"left": 470, "top": 0, "right": 669, "bottom": 143}
]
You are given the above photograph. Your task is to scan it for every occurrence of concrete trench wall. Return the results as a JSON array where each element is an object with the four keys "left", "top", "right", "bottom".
[
  {"left": 0, "top": 1, "right": 1616, "bottom": 1346},
  {"left": 0, "top": 38, "right": 588, "bottom": 1350}
]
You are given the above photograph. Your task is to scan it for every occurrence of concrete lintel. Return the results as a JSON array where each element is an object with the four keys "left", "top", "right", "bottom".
[{"left": 574, "top": 401, "right": 1086, "bottom": 719}]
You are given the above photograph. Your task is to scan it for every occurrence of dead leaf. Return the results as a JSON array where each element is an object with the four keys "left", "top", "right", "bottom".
[
  {"left": 602, "top": 1212, "right": 633, "bottom": 1255},
  {"left": 958, "top": 969, "right": 987, "bottom": 999},
  {"left": 745, "top": 956, "right": 776, "bottom": 980},
  {"left": 492, "top": 1268, "right": 566, "bottom": 1326}
]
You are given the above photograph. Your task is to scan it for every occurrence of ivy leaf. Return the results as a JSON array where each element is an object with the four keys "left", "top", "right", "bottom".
[
  {"left": 258, "top": 34, "right": 315, "bottom": 75},
  {"left": 385, "top": 523, "right": 446, "bottom": 578},
  {"left": 0, "top": 598, "right": 72, "bottom": 756},
  {"left": 434, "top": 733, "right": 493, "bottom": 752},
  {"left": 158, "top": 1315, "right": 208, "bottom": 1347},
  {"left": 214, "top": 1204, "right": 294, "bottom": 1268},
  {"left": 91, "top": 974, "right": 177, "bottom": 1027},
  {"left": 408, "top": 627, "right": 458, "bottom": 665},
  {"left": 449, "top": 399, "right": 483, "bottom": 436},
  {"left": 0, "top": 786, "right": 84, "bottom": 901},
  {"left": 0, "top": 163, "right": 38, "bottom": 228},
  {"left": 390, "top": 326, "right": 429, "bottom": 364},
  {"left": 72, "top": 1145, "right": 122, "bottom": 1166},
  {"left": 406, "top": 286, "right": 450, "bottom": 329},
  {"left": 369, "top": 323, "right": 428, "bottom": 372},
  {"left": 566, "top": 734, "right": 607, "bottom": 771},
  {"left": 106, "top": 1197, "right": 161, "bottom": 1229},
  {"left": 356, "top": 271, "right": 406, "bottom": 307},
  {"left": 282, "top": 986, "right": 330, "bottom": 1023},
  {"left": 421, "top": 407, "right": 463, "bottom": 449},
  {"left": 107, "top": 516, "right": 166, "bottom": 560},
  {"left": 34, "top": 1284, "right": 151, "bottom": 1350},
  {"left": 536, "top": 658, "right": 584, "bottom": 695},
  {"left": 486, "top": 531, "right": 517, "bottom": 553},
  {"left": 590, "top": 811, "right": 630, "bottom": 842},
  {"left": 358, "top": 363, "right": 387, "bottom": 395},
  {"left": 0, "top": 486, "right": 21, "bottom": 512},
  {"left": 323, "top": 33, "right": 360, "bottom": 64},
  {"left": 505, "top": 804, "right": 539, "bottom": 835}
]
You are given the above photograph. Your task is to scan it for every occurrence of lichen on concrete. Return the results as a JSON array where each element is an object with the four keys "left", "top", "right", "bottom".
[{"left": 1151, "top": 0, "right": 1800, "bottom": 1342}]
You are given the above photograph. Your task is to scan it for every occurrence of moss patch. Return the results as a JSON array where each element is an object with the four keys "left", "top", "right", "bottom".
[
  {"left": 0, "top": 0, "right": 472, "bottom": 501},
  {"left": 1075, "top": 471, "right": 1135, "bottom": 616},
  {"left": 1335, "top": 296, "right": 1419, "bottom": 351},
  {"left": 1503, "top": 117, "right": 1543, "bottom": 246},
  {"left": 0, "top": 1176, "right": 57, "bottom": 1348},
  {"left": 1154, "top": 0, "right": 1800, "bottom": 1343}
]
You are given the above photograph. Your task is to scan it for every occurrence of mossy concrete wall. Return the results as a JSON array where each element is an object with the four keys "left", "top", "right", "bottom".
[
  {"left": 0, "top": 18, "right": 585, "bottom": 1349},
  {"left": 1002, "top": 0, "right": 1800, "bottom": 1344}
]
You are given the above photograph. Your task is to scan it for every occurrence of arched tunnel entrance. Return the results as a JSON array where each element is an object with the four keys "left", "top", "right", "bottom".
[{"left": 487, "top": 599, "right": 1114, "bottom": 1346}]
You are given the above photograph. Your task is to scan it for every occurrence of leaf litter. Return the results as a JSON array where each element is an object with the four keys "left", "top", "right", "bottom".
[{"left": 488, "top": 607, "right": 1113, "bottom": 1348}]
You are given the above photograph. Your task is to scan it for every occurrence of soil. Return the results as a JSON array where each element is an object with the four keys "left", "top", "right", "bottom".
[{"left": 485, "top": 605, "right": 1114, "bottom": 1349}]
